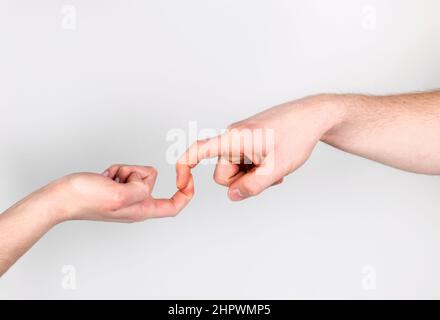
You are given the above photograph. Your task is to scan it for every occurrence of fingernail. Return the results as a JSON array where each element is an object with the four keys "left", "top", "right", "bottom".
[
  {"left": 229, "top": 188, "right": 245, "bottom": 201},
  {"left": 102, "top": 170, "right": 110, "bottom": 177}
]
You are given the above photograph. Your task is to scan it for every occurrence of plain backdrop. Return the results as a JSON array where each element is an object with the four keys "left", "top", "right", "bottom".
[{"left": 1, "top": 0, "right": 440, "bottom": 299}]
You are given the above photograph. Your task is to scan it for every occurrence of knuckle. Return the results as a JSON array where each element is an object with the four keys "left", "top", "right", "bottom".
[
  {"left": 144, "top": 166, "right": 157, "bottom": 177},
  {"left": 107, "top": 164, "right": 120, "bottom": 172},
  {"left": 244, "top": 121, "right": 261, "bottom": 130},
  {"left": 195, "top": 139, "right": 209, "bottom": 151},
  {"left": 213, "top": 172, "right": 228, "bottom": 186},
  {"left": 119, "top": 165, "right": 130, "bottom": 174},
  {"left": 243, "top": 181, "right": 263, "bottom": 197},
  {"left": 227, "top": 126, "right": 242, "bottom": 135},
  {"left": 190, "top": 141, "right": 200, "bottom": 149},
  {"left": 169, "top": 211, "right": 179, "bottom": 218},
  {"left": 165, "top": 209, "right": 180, "bottom": 218},
  {"left": 227, "top": 121, "right": 242, "bottom": 131},
  {"left": 230, "top": 122, "right": 259, "bottom": 132},
  {"left": 169, "top": 205, "right": 184, "bottom": 218}
]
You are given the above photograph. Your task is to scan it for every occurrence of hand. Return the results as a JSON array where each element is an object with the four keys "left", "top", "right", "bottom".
[
  {"left": 49, "top": 164, "right": 194, "bottom": 223},
  {"left": 0, "top": 164, "right": 194, "bottom": 276},
  {"left": 176, "top": 95, "right": 344, "bottom": 201}
]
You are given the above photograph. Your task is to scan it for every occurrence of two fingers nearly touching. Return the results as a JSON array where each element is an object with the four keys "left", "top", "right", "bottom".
[
  {"left": 176, "top": 133, "right": 264, "bottom": 190},
  {"left": 176, "top": 133, "right": 284, "bottom": 200}
]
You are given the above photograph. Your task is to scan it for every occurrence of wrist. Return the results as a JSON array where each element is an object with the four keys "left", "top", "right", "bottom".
[
  {"left": 289, "top": 94, "right": 348, "bottom": 139},
  {"left": 308, "top": 94, "right": 351, "bottom": 141},
  {"left": 38, "top": 178, "right": 76, "bottom": 224}
]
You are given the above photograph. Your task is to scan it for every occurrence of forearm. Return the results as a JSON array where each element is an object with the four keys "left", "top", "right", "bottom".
[
  {"left": 0, "top": 186, "right": 60, "bottom": 276},
  {"left": 0, "top": 165, "right": 190, "bottom": 276},
  {"left": 319, "top": 91, "right": 440, "bottom": 174}
]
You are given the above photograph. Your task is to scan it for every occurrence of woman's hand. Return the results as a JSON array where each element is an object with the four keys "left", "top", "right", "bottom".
[
  {"left": 49, "top": 164, "right": 194, "bottom": 223},
  {"left": 0, "top": 164, "right": 194, "bottom": 276}
]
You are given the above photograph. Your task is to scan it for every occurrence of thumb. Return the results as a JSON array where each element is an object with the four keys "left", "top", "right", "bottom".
[{"left": 228, "top": 154, "right": 282, "bottom": 201}]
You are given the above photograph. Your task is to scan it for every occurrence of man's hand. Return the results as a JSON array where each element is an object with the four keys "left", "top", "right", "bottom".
[
  {"left": 176, "top": 95, "right": 344, "bottom": 201},
  {"left": 176, "top": 91, "right": 440, "bottom": 201}
]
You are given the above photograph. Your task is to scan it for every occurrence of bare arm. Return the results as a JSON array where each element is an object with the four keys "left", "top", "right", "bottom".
[
  {"left": 0, "top": 189, "right": 57, "bottom": 276},
  {"left": 0, "top": 164, "right": 193, "bottom": 276},
  {"left": 323, "top": 91, "right": 440, "bottom": 175},
  {"left": 176, "top": 91, "right": 440, "bottom": 200}
]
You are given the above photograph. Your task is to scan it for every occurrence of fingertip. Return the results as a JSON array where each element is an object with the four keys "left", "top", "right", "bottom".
[
  {"left": 176, "top": 166, "right": 190, "bottom": 190},
  {"left": 179, "top": 174, "right": 194, "bottom": 200},
  {"left": 228, "top": 188, "right": 245, "bottom": 201}
]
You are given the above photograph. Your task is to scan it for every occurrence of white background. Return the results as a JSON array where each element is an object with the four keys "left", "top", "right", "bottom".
[{"left": 1, "top": 0, "right": 440, "bottom": 299}]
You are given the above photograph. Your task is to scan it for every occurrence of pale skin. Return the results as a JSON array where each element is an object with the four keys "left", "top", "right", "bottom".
[
  {"left": 176, "top": 91, "right": 440, "bottom": 201},
  {"left": 0, "top": 164, "right": 194, "bottom": 276},
  {"left": 2, "top": 91, "right": 440, "bottom": 276}
]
